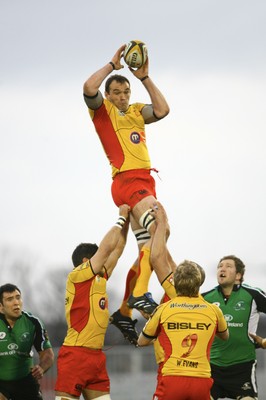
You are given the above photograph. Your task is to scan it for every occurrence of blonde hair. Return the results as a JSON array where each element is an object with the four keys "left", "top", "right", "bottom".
[{"left": 174, "top": 260, "right": 202, "bottom": 297}]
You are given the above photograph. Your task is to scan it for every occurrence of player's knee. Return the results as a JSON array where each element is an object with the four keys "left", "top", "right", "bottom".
[{"left": 139, "top": 209, "right": 155, "bottom": 231}]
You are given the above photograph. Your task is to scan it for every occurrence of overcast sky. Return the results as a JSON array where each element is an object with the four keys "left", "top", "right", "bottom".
[{"left": 1, "top": 0, "right": 266, "bottom": 303}]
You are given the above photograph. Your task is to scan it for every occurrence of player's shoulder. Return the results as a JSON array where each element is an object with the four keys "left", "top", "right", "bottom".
[
  {"left": 21, "top": 310, "right": 43, "bottom": 328},
  {"left": 128, "top": 102, "right": 147, "bottom": 115},
  {"left": 201, "top": 286, "right": 219, "bottom": 298},
  {"left": 241, "top": 283, "right": 266, "bottom": 296},
  {"left": 131, "top": 102, "right": 146, "bottom": 109},
  {"left": 199, "top": 295, "right": 220, "bottom": 309}
]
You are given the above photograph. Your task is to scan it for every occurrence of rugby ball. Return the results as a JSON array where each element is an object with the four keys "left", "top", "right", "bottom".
[{"left": 123, "top": 40, "right": 148, "bottom": 69}]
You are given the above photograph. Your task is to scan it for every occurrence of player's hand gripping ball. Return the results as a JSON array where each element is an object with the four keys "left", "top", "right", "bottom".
[{"left": 123, "top": 40, "right": 148, "bottom": 69}]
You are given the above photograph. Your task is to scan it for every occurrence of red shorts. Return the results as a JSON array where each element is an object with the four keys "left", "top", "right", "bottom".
[
  {"left": 55, "top": 346, "right": 110, "bottom": 396},
  {"left": 153, "top": 363, "right": 164, "bottom": 399},
  {"left": 111, "top": 169, "right": 157, "bottom": 208},
  {"left": 154, "top": 375, "right": 213, "bottom": 400}
]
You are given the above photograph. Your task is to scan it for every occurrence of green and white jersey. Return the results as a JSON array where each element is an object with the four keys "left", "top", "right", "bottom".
[
  {"left": 202, "top": 284, "right": 266, "bottom": 367},
  {"left": 0, "top": 310, "right": 52, "bottom": 380}
]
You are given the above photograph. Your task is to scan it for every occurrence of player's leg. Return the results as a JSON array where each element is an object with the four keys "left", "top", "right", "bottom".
[
  {"left": 110, "top": 225, "right": 156, "bottom": 342},
  {"left": 82, "top": 389, "right": 111, "bottom": 400},
  {"left": 116, "top": 257, "right": 139, "bottom": 318},
  {"left": 109, "top": 258, "right": 139, "bottom": 346},
  {"left": 111, "top": 172, "right": 174, "bottom": 313},
  {"left": 131, "top": 196, "right": 176, "bottom": 301},
  {"left": 55, "top": 394, "right": 79, "bottom": 400},
  {"left": 126, "top": 211, "right": 159, "bottom": 316}
]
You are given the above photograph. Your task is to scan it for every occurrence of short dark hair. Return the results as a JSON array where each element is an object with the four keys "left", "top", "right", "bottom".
[
  {"left": 105, "top": 74, "right": 130, "bottom": 93},
  {"left": 72, "top": 243, "right": 99, "bottom": 267},
  {"left": 0, "top": 283, "right": 21, "bottom": 304},
  {"left": 218, "top": 255, "right": 245, "bottom": 283}
]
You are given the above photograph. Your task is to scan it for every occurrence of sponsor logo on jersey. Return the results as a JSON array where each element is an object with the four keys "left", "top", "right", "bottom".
[
  {"left": 8, "top": 343, "right": 18, "bottom": 350},
  {"left": 224, "top": 314, "right": 233, "bottom": 322},
  {"left": 242, "top": 381, "right": 252, "bottom": 391},
  {"left": 170, "top": 303, "right": 207, "bottom": 310},
  {"left": 138, "top": 189, "right": 148, "bottom": 196},
  {"left": 0, "top": 332, "right": 6, "bottom": 340},
  {"left": 130, "top": 131, "right": 141, "bottom": 144},
  {"left": 167, "top": 322, "right": 211, "bottom": 330},
  {"left": 224, "top": 314, "right": 244, "bottom": 327},
  {"left": 99, "top": 297, "right": 106, "bottom": 310},
  {"left": 227, "top": 322, "right": 244, "bottom": 327},
  {"left": 78, "top": 262, "right": 89, "bottom": 270}
]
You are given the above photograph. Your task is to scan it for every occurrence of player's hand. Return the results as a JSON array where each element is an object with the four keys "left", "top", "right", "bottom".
[
  {"left": 111, "top": 45, "right": 126, "bottom": 70},
  {"left": 249, "top": 333, "right": 266, "bottom": 349},
  {"left": 150, "top": 201, "right": 168, "bottom": 223},
  {"left": 31, "top": 364, "right": 44, "bottom": 380},
  {"left": 129, "top": 56, "right": 149, "bottom": 80},
  {"left": 119, "top": 204, "right": 131, "bottom": 220}
]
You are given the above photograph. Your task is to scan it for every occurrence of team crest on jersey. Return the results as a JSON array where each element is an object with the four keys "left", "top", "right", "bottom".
[
  {"left": 20, "top": 332, "right": 30, "bottom": 342},
  {"left": 0, "top": 332, "right": 6, "bottom": 340},
  {"left": 99, "top": 297, "right": 107, "bottom": 310},
  {"left": 234, "top": 301, "right": 245, "bottom": 311}
]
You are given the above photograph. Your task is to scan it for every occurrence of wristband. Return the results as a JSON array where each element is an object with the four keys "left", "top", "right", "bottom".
[
  {"left": 109, "top": 61, "right": 115, "bottom": 70},
  {"left": 114, "top": 216, "right": 126, "bottom": 229},
  {"left": 140, "top": 75, "right": 149, "bottom": 82}
]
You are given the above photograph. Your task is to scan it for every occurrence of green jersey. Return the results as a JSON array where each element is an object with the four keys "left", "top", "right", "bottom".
[
  {"left": 0, "top": 310, "right": 52, "bottom": 380},
  {"left": 202, "top": 284, "right": 266, "bottom": 367}
]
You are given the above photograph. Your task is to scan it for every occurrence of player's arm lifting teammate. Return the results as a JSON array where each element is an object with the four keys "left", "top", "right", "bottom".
[{"left": 55, "top": 205, "right": 131, "bottom": 400}]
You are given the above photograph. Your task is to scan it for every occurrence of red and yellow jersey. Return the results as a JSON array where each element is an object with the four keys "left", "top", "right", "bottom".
[
  {"left": 89, "top": 99, "right": 151, "bottom": 177},
  {"left": 63, "top": 261, "right": 109, "bottom": 349},
  {"left": 153, "top": 292, "right": 172, "bottom": 364},
  {"left": 143, "top": 296, "right": 227, "bottom": 378}
]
